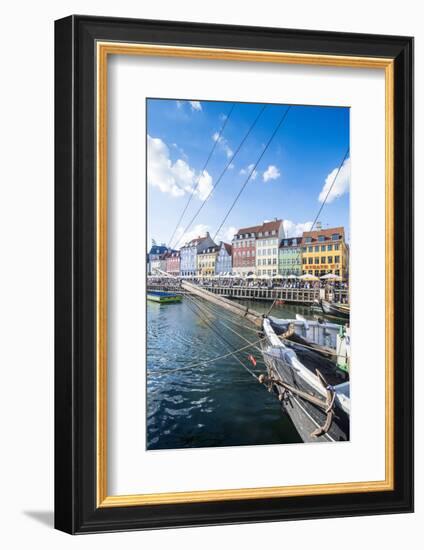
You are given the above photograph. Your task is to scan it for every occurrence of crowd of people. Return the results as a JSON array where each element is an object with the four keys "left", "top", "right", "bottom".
[{"left": 148, "top": 275, "right": 349, "bottom": 292}]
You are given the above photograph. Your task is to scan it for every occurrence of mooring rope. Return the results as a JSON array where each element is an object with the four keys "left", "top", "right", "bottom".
[{"left": 147, "top": 335, "right": 267, "bottom": 376}]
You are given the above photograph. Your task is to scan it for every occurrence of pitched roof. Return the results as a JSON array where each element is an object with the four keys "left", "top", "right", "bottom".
[
  {"left": 302, "top": 227, "right": 345, "bottom": 240},
  {"left": 235, "top": 219, "right": 283, "bottom": 237},
  {"left": 200, "top": 246, "right": 218, "bottom": 254},
  {"left": 183, "top": 234, "right": 209, "bottom": 247},
  {"left": 279, "top": 237, "right": 303, "bottom": 248},
  {"left": 164, "top": 250, "right": 180, "bottom": 259},
  {"left": 149, "top": 245, "right": 168, "bottom": 255},
  {"left": 223, "top": 242, "right": 232, "bottom": 255}
]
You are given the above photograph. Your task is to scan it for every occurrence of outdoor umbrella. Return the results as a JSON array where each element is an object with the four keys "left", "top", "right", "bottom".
[
  {"left": 298, "top": 273, "right": 319, "bottom": 281},
  {"left": 320, "top": 273, "right": 342, "bottom": 280}
]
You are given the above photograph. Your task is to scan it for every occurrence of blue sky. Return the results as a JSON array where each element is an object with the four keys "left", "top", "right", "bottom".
[{"left": 146, "top": 98, "right": 350, "bottom": 248}]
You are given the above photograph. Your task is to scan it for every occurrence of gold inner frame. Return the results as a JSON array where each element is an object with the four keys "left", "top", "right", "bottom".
[{"left": 96, "top": 42, "right": 395, "bottom": 508}]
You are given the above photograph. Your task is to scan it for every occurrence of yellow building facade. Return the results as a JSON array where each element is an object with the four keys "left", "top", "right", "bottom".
[
  {"left": 301, "top": 227, "right": 349, "bottom": 279},
  {"left": 196, "top": 246, "right": 218, "bottom": 276}
]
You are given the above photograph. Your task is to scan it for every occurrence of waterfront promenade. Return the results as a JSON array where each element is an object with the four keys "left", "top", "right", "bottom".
[{"left": 147, "top": 276, "right": 349, "bottom": 305}]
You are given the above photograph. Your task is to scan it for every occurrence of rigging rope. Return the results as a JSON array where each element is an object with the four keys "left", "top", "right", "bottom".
[
  {"left": 309, "top": 147, "right": 350, "bottom": 233},
  {"left": 173, "top": 104, "right": 267, "bottom": 249},
  {"left": 213, "top": 105, "right": 292, "bottom": 241},
  {"left": 181, "top": 294, "right": 261, "bottom": 380},
  {"left": 147, "top": 334, "right": 266, "bottom": 375},
  {"left": 167, "top": 103, "right": 235, "bottom": 249}
]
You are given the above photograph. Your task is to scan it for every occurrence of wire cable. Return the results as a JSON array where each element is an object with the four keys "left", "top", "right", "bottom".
[
  {"left": 309, "top": 147, "right": 350, "bottom": 233},
  {"left": 213, "top": 105, "right": 291, "bottom": 241},
  {"left": 167, "top": 103, "right": 235, "bottom": 248},
  {"left": 173, "top": 104, "right": 268, "bottom": 249}
]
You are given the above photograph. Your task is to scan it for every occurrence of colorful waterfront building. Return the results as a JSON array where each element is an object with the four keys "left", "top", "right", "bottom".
[
  {"left": 215, "top": 242, "right": 232, "bottom": 275},
  {"left": 165, "top": 250, "right": 180, "bottom": 277},
  {"left": 255, "top": 219, "right": 285, "bottom": 277},
  {"left": 150, "top": 254, "right": 167, "bottom": 275},
  {"left": 197, "top": 245, "right": 219, "bottom": 277},
  {"left": 301, "top": 226, "right": 349, "bottom": 278},
  {"left": 231, "top": 225, "right": 257, "bottom": 276},
  {"left": 278, "top": 237, "right": 303, "bottom": 276},
  {"left": 179, "top": 232, "right": 216, "bottom": 277},
  {"left": 148, "top": 243, "right": 168, "bottom": 275}
]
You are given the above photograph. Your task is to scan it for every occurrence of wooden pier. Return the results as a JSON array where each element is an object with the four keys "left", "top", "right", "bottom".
[{"left": 147, "top": 280, "right": 348, "bottom": 305}]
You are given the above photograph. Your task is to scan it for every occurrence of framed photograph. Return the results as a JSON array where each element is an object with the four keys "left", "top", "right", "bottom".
[{"left": 55, "top": 15, "right": 413, "bottom": 533}]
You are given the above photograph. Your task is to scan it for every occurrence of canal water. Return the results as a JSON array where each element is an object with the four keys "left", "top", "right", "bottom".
[{"left": 146, "top": 297, "right": 328, "bottom": 450}]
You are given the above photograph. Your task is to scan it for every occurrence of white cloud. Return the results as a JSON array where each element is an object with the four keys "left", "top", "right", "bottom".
[
  {"left": 239, "top": 163, "right": 257, "bottom": 180},
  {"left": 263, "top": 165, "right": 280, "bottom": 182},
  {"left": 228, "top": 163, "right": 235, "bottom": 170},
  {"left": 318, "top": 158, "right": 350, "bottom": 203},
  {"left": 174, "top": 224, "right": 210, "bottom": 247},
  {"left": 189, "top": 100, "right": 202, "bottom": 111},
  {"left": 283, "top": 220, "right": 313, "bottom": 237},
  {"left": 196, "top": 171, "right": 213, "bottom": 201},
  {"left": 147, "top": 135, "right": 213, "bottom": 200},
  {"left": 212, "top": 132, "right": 233, "bottom": 159},
  {"left": 248, "top": 164, "right": 257, "bottom": 180},
  {"left": 216, "top": 225, "right": 237, "bottom": 243},
  {"left": 171, "top": 142, "right": 188, "bottom": 159}
]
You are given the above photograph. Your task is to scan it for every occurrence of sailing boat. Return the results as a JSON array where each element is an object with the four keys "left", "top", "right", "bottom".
[
  {"left": 260, "top": 315, "right": 350, "bottom": 442},
  {"left": 320, "top": 299, "right": 350, "bottom": 320}
]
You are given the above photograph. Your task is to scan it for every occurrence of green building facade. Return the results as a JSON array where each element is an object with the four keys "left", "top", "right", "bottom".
[{"left": 278, "top": 237, "right": 303, "bottom": 276}]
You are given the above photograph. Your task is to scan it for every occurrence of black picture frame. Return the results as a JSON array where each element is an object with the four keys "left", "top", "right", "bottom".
[{"left": 55, "top": 14, "right": 414, "bottom": 534}]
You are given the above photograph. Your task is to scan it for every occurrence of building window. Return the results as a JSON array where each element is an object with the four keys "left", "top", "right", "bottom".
[
  {"left": 321, "top": 257, "right": 326, "bottom": 264},
  {"left": 305, "top": 237, "right": 312, "bottom": 243},
  {"left": 328, "top": 256, "right": 333, "bottom": 263},
  {"left": 332, "top": 233, "right": 340, "bottom": 241},
  {"left": 327, "top": 244, "right": 333, "bottom": 251},
  {"left": 335, "top": 243, "right": 340, "bottom": 250},
  {"left": 283, "top": 239, "right": 288, "bottom": 246},
  {"left": 314, "top": 245, "right": 319, "bottom": 252},
  {"left": 335, "top": 255, "right": 340, "bottom": 263},
  {"left": 308, "top": 246, "right": 313, "bottom": 252},
  {"left": 318, "top": 235, "right": 326, "bottom": 242},
  {"left": 308, "top": 258, "right": 313, "bottom": 265},
  {"left": 315, "top": 257, "right": 319, "bottom": 264},
  {"left": 321, "top": 245, "right": 326, "bottom": 251}
]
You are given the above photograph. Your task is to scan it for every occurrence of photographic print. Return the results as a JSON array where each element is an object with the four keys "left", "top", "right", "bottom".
[{"left": 146, "top": 98, "right": 350, "bottom": 450}]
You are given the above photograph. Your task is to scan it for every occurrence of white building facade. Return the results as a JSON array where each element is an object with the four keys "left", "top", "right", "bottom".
[{"left": 255, "top": 219, "right": 285, "bottom": 277}]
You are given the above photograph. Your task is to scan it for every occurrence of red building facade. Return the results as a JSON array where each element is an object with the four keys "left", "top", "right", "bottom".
[
  {"left": 165, "top": 251, "right": 180, "bottom": 276},
  {"left": 231, "top": 225, "right": 258, "bottom": 276}
]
